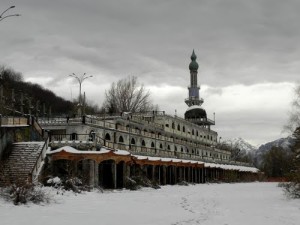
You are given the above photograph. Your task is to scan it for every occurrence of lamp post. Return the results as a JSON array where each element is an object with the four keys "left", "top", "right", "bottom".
[
  {"left": 69, "top": 73, "right": 93, "bottom": 116},
  {"left": 0, "top": 6, "right": 20, "bottom": 22}
]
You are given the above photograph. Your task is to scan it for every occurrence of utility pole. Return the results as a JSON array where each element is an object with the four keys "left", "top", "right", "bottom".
[
  {"left": 0, "top": 6, "right": 20, "bottom": 22},
  {"left": 69, "top": 73, "right": 93, "bottom": 116}
]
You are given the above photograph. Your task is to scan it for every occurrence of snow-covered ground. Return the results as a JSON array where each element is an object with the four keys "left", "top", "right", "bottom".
[{"left": 1, "top": 182, "right": 299, "bottom": 225}]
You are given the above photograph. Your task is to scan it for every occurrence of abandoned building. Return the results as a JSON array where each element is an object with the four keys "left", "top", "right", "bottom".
[{"left": 0, "top": 51, "right": 259, "bottom": 188}]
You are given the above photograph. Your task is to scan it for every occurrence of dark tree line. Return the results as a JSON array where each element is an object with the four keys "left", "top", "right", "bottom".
[{"left": 0, "top": 66, "right": 100, "bottom": 116}]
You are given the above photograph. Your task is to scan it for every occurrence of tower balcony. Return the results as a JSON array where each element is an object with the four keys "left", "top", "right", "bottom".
[
  {"left": 185, "top": 97, "right": 204, "bottom": 106},
  {"left": 185, "top": 117, "right": 215, "bottom": 126}
]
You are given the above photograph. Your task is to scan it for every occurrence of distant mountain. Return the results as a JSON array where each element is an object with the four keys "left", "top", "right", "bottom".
[
  {"left": 254, "top": 136, "right": 294, "bottom": 167},
  {"left": 257, "top": 136, "right": 294, "bottom": 153},
  {"left": 224, "top": 137, "right": 257, "bottom": 153}
]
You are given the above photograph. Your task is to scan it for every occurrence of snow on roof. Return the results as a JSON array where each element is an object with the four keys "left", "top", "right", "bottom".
[
  {"left": 161, "top": 158, "right": 172, "bottom": 162},
  {"left": 114, "top": 149, "right": 131, "bottom": 156},
  {"left": 47, "top": 146, "right": 110, "bottom": 155},
  {"left": 147, "top": 157, "right": 161, "bottom": 161},
  {"left": 204, "top": 162, "right": 259, "bottom": 173},
  {"left": 133, "top": 155, "right": 148, "bottom": 160},
  {"left": 47, "top": 146, "right": 258, "bottom": 173}
]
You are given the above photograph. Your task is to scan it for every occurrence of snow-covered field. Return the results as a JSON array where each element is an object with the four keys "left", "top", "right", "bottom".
[{"left": 1, "top": 182, "right": 299, "bottom": 225}]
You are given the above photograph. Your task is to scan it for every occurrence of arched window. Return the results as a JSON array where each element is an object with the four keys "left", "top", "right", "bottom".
[
  {"left": 89, "top": 130, "right": 95, "bottom": 141},
  {"left": 167, "top": 145, "right": 170, "bottom": 150},
  {"left": 172, "top": 122, "right": 175, "bottom": 129},
  {"left": 177, "top": 124, "right": 180, "bottom": 131},
  {"left": 70, "top": 133, "right": 77, "bottom": 140},
  {"left": 181, "top": 147, "right": 183, "bottom": 152},
  {"left": 105, "top": 133, "right": 111, "bottom": 140},
  {"left": 119, "top": 136, "right": 124, "bottom": 143},
  {"left": 175, "top": 146, "right": 177, "bottom": 151},
  {"left": 131, "top": 138, "right": 136, "bottom": 145},
  {"left": 159, "top": 143, "right": 163, "bottom": 149},
  {"left": 141, "top": 140, "right": 146, "bottom": 146},
  {"left": 196, "top": 131, "right": 199, "bottom": 136},
  {"left": 183, "top": 126, "right": 185, "bottom": 132},
  {"left": 151, "top": 142, "right": 155, "bottom": 148},
  {"left": 192, "top": 129, "right": 194, "bottom": 135},
  {"left": 135, "top": 127, "right": 140, "bottom": 134}
]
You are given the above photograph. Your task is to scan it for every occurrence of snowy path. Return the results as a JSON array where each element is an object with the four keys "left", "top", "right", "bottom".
[{"left": 1, "top": 183, "right": 300, "bottom": 225}]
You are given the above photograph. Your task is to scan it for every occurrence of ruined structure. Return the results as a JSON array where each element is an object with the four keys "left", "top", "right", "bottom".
[{"left": 38, "top": 51, "right": 259, "bottom": 188}]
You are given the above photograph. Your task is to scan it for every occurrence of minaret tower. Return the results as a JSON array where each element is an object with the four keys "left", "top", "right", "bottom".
[
  {"left": 184, "top": 50, "right": 215, "bottom": 126},
  {"left": 185, "top": 50, "right": 204, "bottom": 107}
]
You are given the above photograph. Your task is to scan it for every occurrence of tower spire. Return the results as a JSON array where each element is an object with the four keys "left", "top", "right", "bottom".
[{"left": 185, "top": 50, "right": 203, "bottom": 107}]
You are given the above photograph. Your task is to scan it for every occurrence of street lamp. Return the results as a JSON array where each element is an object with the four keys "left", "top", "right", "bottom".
[
  {"left": 69, "top": 73, "right": 93, "bottom": 116},
  {"left": 0, "top": 6, "right": 20, "bottom": 22}
]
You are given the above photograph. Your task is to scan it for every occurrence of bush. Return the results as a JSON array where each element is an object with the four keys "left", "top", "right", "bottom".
[
  {"left": 0, "top": 184, "right": 51, "bottom": 205},
  {"left": 125, "top": 176, "right": 160, "bottom": 190},
  {"left": 280, "top": 182, "right": 300, "bottom": 198},
  {"left": 45, "top": 176, "right": 91, "bottom": 193}
]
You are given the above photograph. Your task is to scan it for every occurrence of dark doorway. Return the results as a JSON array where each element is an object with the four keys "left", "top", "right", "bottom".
[{"left": 99, "top": 160, "right": 115, "bottom": 189}]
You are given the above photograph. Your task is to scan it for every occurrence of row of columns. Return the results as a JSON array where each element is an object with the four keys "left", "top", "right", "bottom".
[{"left": 51, "top": 159, "right": 258, "bottom": 189}]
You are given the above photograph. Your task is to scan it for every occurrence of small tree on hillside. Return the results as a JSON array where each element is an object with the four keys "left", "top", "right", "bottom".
[
  {"left": 262, "top": 146, "right": 292, "bottom": 178},
  {"left": 103, "top": 76, "right": 154, "bottom": 114},
  {"left": 282, "top": 84, "right": 300, "bottom": 197}
]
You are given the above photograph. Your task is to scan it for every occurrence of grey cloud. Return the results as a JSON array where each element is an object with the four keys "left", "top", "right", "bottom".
[{"left": 1, "top": 0, "right": 300, "bottom": 145}]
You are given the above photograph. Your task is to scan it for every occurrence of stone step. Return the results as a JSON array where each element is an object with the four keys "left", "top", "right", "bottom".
[{"left": 0, "top": 141, "right": 45, "bottom": 186}]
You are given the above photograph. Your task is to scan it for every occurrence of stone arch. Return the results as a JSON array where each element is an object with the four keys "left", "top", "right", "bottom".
[
  {"left": 98, "top": 159, "right": 115, "bottom": 189},
  {"left": 151, "top": 142, "right": 155, "bottom": 148}
]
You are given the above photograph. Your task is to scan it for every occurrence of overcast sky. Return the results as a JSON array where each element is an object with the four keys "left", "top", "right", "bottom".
[{"left": 1, "top": 0, "right": 299, "bottom": 146}]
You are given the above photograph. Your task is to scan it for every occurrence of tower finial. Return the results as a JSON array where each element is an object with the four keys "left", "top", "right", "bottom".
[
  {"left": 191, "top": 49, "right": 197, "bottom": 61},
  {"left": 189, "top": 49, "right": 199, "bottom": 71}
]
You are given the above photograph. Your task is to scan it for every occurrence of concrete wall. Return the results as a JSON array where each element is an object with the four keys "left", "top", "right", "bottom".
[
  {"left": 0, "top": 128, "right": 13, "bottom": 160},
  {"left": 0, "top": 126, "right": 41, "bottom": 160}
]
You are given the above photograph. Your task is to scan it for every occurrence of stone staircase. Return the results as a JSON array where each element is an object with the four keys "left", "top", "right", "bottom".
[{"left": 0, "top": 142, "right": 45, "bottom": 186}]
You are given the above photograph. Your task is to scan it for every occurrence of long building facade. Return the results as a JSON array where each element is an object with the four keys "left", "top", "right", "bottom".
[{"left": 40, "top": 51, "right": 259, "bottom": 188}]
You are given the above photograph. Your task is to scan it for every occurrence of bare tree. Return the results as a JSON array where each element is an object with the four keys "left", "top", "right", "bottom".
[
  {"left": 285, "top": 84, "right": 300, "bottom": 133},
  {"left": 103, "top": 76, "right": 154, "bottom": 113}
]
